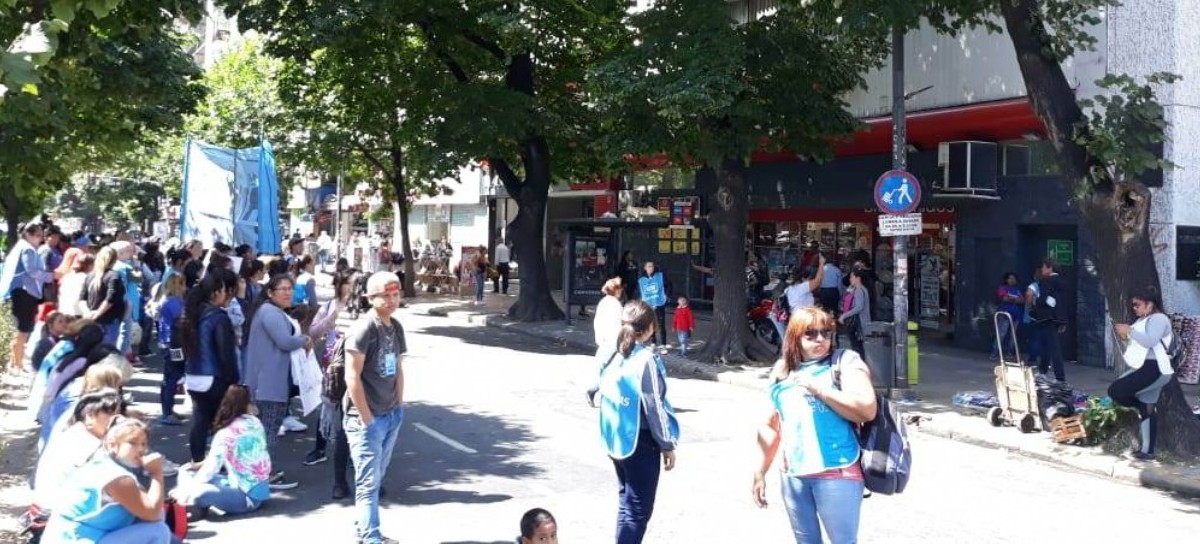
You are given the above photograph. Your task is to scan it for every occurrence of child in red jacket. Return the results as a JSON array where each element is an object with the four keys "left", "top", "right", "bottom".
[{"left": 673, "top": 296, "right": 695, "bottom": 356}]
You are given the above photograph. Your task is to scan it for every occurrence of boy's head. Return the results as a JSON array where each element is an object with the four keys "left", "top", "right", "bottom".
[
  {"left": 519, "top": 508, "right": 558, "bottom": 544},
  {"left": 677, "top": 296, "right": 689, "bottom": 307}
]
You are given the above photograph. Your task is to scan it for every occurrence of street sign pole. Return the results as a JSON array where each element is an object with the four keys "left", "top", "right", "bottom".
[{"left": 891, "top": 26, "right": 910, "bottom": 391}]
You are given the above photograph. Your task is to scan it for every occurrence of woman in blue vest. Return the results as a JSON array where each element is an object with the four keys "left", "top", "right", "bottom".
[
  {"left": 752, "top": 306, "right": 877, "bottom": 544},
  {"left": 43, "top": 417, "right": 171, "bottom": 543},
  {"left": 597, "top": 300, "right": 679, "bottom": 544},
  {"left": 635, "top": 262, "right": 670, "bottom": 348}
]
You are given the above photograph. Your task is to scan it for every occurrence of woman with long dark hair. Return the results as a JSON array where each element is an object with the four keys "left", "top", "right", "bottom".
[
  {"left": 1110, "top": 286, "right": 1175, "bottom": 460},
  {"left": 244, "top": 274, "right": 310, "bottom": 490},
  {"left": 753, "top": 307, "right": 877, "bottom": 544},
  {"left": 597, "top": 300, "right": 679, "bottom": 544},
  {"left": 177, "top": 267, "right": 240, "bottom": 463},
  {"left": 172, "top": 384, "right": 272, "bottom": 517},
  {"left": 305, "top": 269, "right": 357, "bottom": 498}
]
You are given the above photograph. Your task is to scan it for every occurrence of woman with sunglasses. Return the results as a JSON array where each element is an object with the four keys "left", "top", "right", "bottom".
[
  {"left": 597, "top": 300, "right": 679, "bottom": 544},
  {"left": 753, "top": 307, "right": 877, "bottom": 544},
  {"left": 1110, "top": 287, "right": 1175, "bottom": 460}
]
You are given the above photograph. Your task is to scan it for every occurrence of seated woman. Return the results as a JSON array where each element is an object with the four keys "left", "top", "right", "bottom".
[
  {"left": 33, "top": 388, "right": 124, "bottom": 506},
  {"left": 43, "top": 417, "right": 171, "bottom": 544},
  {"left": 171, "top": 384, "right": 271, "bottom": 517},
  {"left": 27, "top": 320, "right": 103, "bottom": 421},
  {"left": 40, "top": 350, "right": 131, "bottom": 451}
]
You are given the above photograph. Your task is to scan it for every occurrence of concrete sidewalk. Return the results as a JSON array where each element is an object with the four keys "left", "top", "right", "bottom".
[{"left": 404, "top": 289, "right": 1200, "bottom": 500}]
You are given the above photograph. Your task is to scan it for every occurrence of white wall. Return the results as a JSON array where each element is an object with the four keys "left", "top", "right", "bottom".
[{"left": 1116, "top": 0, "right": 1200, "bottom": 314}]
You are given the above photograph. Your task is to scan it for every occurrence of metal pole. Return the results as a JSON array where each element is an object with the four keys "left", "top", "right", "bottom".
[
  {"left": 891, "top": 26, "right": 910, "bottom": 391},
  {"left": 335, "top": 174, "right": 343, "bottom": 252}
]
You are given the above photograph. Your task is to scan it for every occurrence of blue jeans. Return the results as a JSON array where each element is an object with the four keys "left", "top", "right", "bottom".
[
  {"left": 677, "top": 331, "right": 690, "bottom": 356},
  {"left": 781, "top": 475, "right": 865, "bottom": 544},
  {"left": 117, "top": 312, "right": 134, "bottom": 354},
  {"left": 345, "top": 406, "right": 404, "bottom": 544},
  {"left": 473, "top": 270, "right": 486, "bottom": 302},
  {"left": 613, "top": 431, "right": 662, "bottom": 544},
  {"left": 990, "top": 315, "right": 1015, "bottom": 358},
  {"left": 160, "top": 345, "right": 184, "bottom": 418},
  {"left": 102, "top": 321, "right": 121, "bottom": 347},
  {"left": 188, "top": 474, "right": 262, "bottom": 515},
  {"left": 96, "top": 521, "right": 171, "bottom": 544}
]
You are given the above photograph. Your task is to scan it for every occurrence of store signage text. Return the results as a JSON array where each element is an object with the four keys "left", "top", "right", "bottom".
[{"left": 878, "top": 213, "right": 923, "bottom": 237}]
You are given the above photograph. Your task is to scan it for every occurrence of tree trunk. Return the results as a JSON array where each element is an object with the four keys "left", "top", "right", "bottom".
[
  {"left": 0, "top": 183, "right": 18, "bottom": 250},
  {"left": 388, "top": 147, "right": 418, "bottom": 299},
  {"left": 1001, "top": 0, "right": 1200, "bottom": 457},
  {"left": 506, "top": 167, "right": 564, "bottom": 322},
  {"left": 699, "top": 158, "right": 775, "bottom": 364}
]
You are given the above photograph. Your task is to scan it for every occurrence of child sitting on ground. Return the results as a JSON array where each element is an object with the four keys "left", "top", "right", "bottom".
[
  {"left": 516, "top": 508, "right": 558, "bottom": 544},
  {"left": 673, "top": 296, "right": 695, "bottom": 357}
]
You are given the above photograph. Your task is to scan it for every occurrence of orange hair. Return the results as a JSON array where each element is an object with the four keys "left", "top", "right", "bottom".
[
  {"left": 774, "top": 307, "right": 838, "bottom": 379},
  {"left": 602, "top": 277, "right": 624, "bottom": 296}
]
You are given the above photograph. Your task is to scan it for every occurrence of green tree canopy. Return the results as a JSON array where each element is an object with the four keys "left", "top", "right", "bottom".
[
  {"left": 0, "top": 0, "right": 204, "bottom": 244},
  {"left": 591, "top": 0, "right": 889, "bottom": 362}
]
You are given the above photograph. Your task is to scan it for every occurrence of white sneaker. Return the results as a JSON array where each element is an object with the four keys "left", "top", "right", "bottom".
[{"left": 282, "top": 415, "right": 307, "bottom": 433}]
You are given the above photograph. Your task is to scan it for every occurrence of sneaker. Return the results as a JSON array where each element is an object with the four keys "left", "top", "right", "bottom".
[
  {"left": 303, "top": 450, "right": 328, "bottom": 466},
  {"left": 332, "top": 484, "right": 350, "bottom": 500},
  {"left": 282, "top": 416, "right": 308, "bottom": 432},
  {"left": 269, "top": 471, "right": 286, "bottom": 483},
  {"left": 157, "top": 414, "right": 184, "bottom": 426},
  {"left": 269, "top": 477, "right": 299, "bottom": 491},
  {"left": 160, "top": 459, "right": 180, "bottom": 477},
  {"left": 278, "top": 425, "right": 287, "bottom": 437},
  {"left": 1127, "top": 451, "right": 1156, "bottom": 461}
]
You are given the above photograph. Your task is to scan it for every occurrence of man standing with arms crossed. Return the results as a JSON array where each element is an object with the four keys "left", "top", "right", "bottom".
[{"left": 344, "top": 271, "right": 407, "bottom": 544}]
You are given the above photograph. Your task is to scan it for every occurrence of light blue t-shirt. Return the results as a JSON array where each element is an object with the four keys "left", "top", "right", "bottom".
[
  {"left": 44, "top": 455, "right": 141, "bottom": 542},
  {"left": 770, "top": 352, "right": 860, "bottom": 476}
]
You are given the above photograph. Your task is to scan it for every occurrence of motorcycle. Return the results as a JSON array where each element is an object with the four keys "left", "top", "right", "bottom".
[{"left": 747, "top": 298, "right": 780, "bottom": 348}]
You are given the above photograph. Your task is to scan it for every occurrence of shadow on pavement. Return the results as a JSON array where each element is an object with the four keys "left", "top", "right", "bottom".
[
  {"left": 393, "top": 401, "right": 540, "bottom": 507},
  {"left": 416, "top": 325, "right": 591, "bottom": 357}
]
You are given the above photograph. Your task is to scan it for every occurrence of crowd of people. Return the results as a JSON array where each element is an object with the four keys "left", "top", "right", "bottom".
[{"left": 0, "top": 217, "right": 426, "bottom": 544}]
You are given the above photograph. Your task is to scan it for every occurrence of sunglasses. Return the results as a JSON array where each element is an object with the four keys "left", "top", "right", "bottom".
[{"left": 803, "top": 329, "right": 834, "bottom": 341}]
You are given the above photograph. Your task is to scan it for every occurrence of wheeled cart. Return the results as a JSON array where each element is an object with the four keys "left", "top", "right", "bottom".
[{"left": 986, "top": 311, "right": 1042, "bottom": 433}]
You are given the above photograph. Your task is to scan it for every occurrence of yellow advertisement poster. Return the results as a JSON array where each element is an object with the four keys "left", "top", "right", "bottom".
[
  {"left": 691, "top": 242, "right": 700, "bottom": 255},
  {"left": 657, "top": 228, "right": 673, "bottom": 239},
  {"left": 672, "top": 228, "right": 690, "bottom": 240},
  {"left": 673, "top": 241, "right": 688, "bottom": 254},
  {"left": 658, "top": 240, "right": 672, "bottom": 253}
]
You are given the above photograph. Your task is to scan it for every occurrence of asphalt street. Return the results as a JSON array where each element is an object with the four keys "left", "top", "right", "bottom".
[{"left": 3, "top": 305, "right": 1199, "bottom": 543}]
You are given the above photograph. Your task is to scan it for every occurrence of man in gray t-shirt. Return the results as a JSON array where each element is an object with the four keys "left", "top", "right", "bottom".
[{"left": 344, "top": 272, "right": 406, "bottom": 544}]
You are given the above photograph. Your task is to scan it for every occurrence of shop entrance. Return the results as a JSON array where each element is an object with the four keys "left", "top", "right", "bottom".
[
  {"left": 749, "top": 208, "right": 956, "bottom": 330},
  {"left": 1019, "top": 224, "right": 1080, "bottom": 363}
]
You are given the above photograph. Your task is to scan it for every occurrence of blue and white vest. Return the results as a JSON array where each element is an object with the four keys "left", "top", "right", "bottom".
[
  {"left": 638, "top": 272, "right": 666, "bottom": 308},
  {"left": 598, "top": 345, "right": 679, "bottom": 459},
  {"left": 770, "top": 352, "right": 860, "bottom": 476}
]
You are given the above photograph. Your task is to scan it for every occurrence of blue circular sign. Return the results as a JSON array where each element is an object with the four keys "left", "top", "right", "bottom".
[{"left": 874, "top": 170, "right": 921, "bottom": 214}]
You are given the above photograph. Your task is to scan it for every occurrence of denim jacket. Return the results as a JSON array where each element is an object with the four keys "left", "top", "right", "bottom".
[{"left": 186, "top": 304, "right": 240, "bottom": 388}]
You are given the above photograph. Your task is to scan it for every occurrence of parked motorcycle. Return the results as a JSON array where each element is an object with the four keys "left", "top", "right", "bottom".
[{"left": 747, "top": 298, "right": 780, "bottom": 348}]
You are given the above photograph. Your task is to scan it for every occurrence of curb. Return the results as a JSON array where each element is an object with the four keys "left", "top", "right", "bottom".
[{"left": 418, "top": 308, "right": 1200, "bottom": 499}]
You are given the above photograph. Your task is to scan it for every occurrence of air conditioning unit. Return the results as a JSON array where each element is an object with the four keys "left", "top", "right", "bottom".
[{"left": 936, "top": 141, "right": 998, "bottom": 192}]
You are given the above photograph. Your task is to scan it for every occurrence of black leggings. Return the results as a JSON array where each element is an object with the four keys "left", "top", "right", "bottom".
[
  {"left": 188, "top": 386, "right": 226, "bottom": 462},
  {"left": 1108, "top": 360, "right": 1170, "bottom": 455},
  {"left": 654, "top": 306, "right": 667, "bottom": 345}
]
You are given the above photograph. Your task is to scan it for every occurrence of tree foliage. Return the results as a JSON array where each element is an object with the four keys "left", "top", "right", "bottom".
[
  {"left": 592, "top": 0, "right": 888, "bottom": 362},
  {"left": 223, "top": 0, "right": 626, "bottom": 319},
  {"left": 0, "top": 0, "right": 204, "bottom": 244}
]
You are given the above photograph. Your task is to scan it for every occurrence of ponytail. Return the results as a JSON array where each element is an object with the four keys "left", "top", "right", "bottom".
[{"left": 617, "top": 300, "right": 656, "bottom": 358}]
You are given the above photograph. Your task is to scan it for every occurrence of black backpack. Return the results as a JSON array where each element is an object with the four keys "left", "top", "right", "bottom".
[
  {"left": 322, "top": 334, "right": 349, "bottom": 403},
  {"left": 832, "top": 349, "right": 912, "bottom": 495}
]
